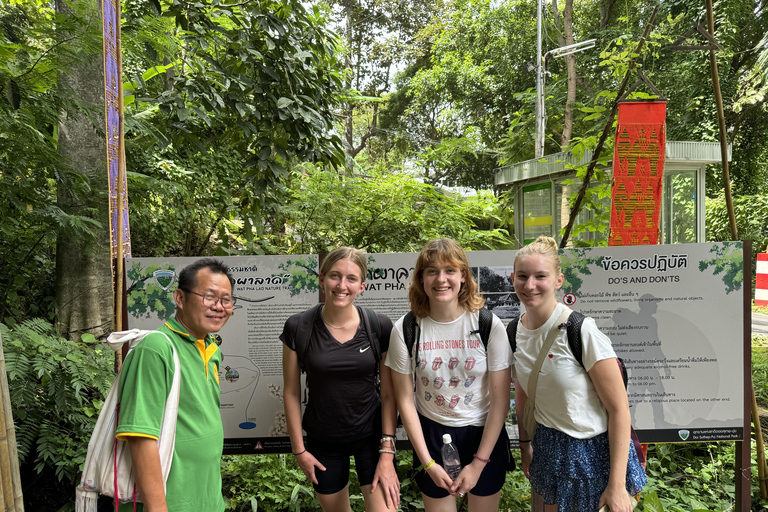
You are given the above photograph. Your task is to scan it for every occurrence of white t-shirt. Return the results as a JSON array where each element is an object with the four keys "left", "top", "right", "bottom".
[
  {"left": 385, "top": 309, "right": 512, "bottom": 427},
  {"left": 514, "top": 303, "right": 616, "bottom": 439}
]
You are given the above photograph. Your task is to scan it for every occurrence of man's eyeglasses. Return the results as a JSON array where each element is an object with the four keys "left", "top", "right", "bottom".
[{"left": 181, "top": 289, "right": 236, "bottom": 309}]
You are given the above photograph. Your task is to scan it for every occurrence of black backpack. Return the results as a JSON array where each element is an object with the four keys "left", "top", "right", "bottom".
[
  {"left": 507, "top": 311, "right": 644, "bottom": 463},
  {"left": 402, "top": 307, "right": 494, "bottom": 367},
  {"left": 292, "top": 304, "right": 384, "bottom": 373}
]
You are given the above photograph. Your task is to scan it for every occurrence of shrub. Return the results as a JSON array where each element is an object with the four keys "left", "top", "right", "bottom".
[{"left": 2, "top": 318, "right": 114, "bottom": 507}]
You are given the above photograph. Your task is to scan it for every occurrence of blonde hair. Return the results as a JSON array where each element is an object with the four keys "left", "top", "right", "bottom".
[
  {"left": 408, "top": 238, "right": 485, "bottom": 318},
  {"left": 514, "top": 235, "right": 561, "bottom": 275},
  {"left": 320, "top": 247, "right": 367, "bottom": 282}
]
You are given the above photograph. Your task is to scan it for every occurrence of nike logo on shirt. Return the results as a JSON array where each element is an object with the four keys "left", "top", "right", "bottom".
[{"left": 359, "top": 346, "right": 370, "bottom": 353}]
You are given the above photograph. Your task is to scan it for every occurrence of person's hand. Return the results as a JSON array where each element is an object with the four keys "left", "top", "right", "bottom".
[
  {"left": 450, "top": 460, "right": 484, "bottom": 496},
  {"left": 371, "top": 456, "right": 400, "bottom": 509},
  {"left": 425, "top": 463, "right": 460, "bottom": 496},
  {"left": 520, "top": 441, "right": 533, "bottom": 479},
  {"left": 597, "top": 483, "right": 634, "bottom": 512},
  {"left": 294, "top": 451, "right": 325, "bottom": 485}
]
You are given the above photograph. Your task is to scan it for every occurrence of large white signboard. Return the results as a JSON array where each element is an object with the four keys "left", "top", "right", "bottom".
[{"left": 126, "top": 242, "right": 744, "bottom": 453}]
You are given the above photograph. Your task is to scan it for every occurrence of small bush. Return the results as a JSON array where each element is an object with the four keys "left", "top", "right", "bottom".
[{"left": 2, "top": 319, "right": 114, "bottom": 508}]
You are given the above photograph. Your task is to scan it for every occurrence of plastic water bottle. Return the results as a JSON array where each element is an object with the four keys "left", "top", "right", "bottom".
[{"left": 441, "top": 433, "right": 461, "bottom": 480}]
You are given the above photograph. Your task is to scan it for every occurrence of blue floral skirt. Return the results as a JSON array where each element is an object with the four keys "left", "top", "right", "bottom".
[{"left": 529, "top": 425, "right": 647, "bottom": 512}]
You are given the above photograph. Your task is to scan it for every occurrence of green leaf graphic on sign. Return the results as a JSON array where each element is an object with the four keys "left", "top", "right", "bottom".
[
  {"left": 127, "top": 261, "right": 177, "bottom": 320},
  {"left": 277, "top": 257, "right": 319, "bottom": 297},
  {"left": 698, "top": 242, "right": 743, "bottom": 294},
  {"left": 559, "top": 248, "right": 602, "bottom": 295}
]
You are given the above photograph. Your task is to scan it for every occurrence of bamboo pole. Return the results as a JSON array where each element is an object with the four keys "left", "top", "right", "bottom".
[
  {"left": 0, "top": 330, "right": 23, "bottom": 511},
  {"left": 115, "top": 0, "right": 126, "bottom": 369}
]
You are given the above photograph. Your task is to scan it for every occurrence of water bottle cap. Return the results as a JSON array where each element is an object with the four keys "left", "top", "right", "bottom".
[{"left": 442, "top": 434, "right": 452, "bottom": 444}]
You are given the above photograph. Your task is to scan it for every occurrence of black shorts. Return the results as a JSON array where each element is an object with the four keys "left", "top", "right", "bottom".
[
  {"left": 414, "top": 413, "right": 510, "bottom": 499},
  {"left": 307, "top": 433, "right": 380, "bottom": 495}
]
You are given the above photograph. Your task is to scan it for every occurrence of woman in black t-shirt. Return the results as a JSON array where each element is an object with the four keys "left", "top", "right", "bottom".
[{"left": 281, "top": 247, "right": 399, "bottom": 512}]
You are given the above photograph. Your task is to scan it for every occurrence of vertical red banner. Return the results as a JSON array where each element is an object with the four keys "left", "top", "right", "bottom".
[{"left": 609, "top": 101, "right": 667, "bottom": 246}]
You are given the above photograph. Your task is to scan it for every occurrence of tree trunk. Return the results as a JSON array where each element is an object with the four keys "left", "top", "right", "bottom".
[{"left": 55, "top": 0, "right": 113, "bottom": 341}]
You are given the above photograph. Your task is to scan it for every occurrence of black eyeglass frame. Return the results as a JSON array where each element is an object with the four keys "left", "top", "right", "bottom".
[{"left": 180, "top": 288, "right": 237, "bottom": 309}]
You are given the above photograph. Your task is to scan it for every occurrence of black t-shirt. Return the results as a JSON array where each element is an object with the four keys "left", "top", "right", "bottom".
[{"left": 280, "top": 306, "right": 393, "bottom": 441}]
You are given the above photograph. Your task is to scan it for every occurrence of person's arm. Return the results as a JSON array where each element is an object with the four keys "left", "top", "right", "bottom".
[
  {"left": 282, "top": 344, "right": 325, "bottom": 484},
  {"left": 451, "top": 368, "right": 511, "bottom": 494},
  {"left": 127, "top": 437, "right": 168, "bottom": 512},
  {"left": 589, "top": 358, "right": 633, "bottom": 512},
  {"left": 371, "top": 357, "right": 400, "bottom": 508},
  {"left": 513, "top": 377, "right": 533, "bottom": 479},
  {"left": 390, "top": 370, "right": 457, "bottom": 495}
]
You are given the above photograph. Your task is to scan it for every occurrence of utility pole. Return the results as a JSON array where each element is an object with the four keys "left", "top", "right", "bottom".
[{"left": 533, "top": 1, "right": 594, "bottom": 159}]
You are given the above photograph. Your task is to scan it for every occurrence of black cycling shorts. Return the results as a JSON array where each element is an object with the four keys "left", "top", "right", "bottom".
[{"left": 307, "top": 432, "right": 381, "bottom": 495}]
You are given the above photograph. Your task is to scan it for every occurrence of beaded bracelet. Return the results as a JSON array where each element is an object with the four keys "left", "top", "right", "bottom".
[
  {"left": 473, "top": 453, "right": 490, "bottom": 463},
  {"left": 380, "top": 436, "right": 396, "bottom": 449},
  {"left": 424, "top": 459, "right": 436, "bottom": 471},
  {"left": 379, "top": 449, "right": 396, "bottom": 455},
  {"left": 292, "top": 449, "right": 307, "bottom": 456}
]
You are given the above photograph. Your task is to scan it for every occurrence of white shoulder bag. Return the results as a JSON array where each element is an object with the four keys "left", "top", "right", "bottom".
[{"left": 75, "top": 329, "right": 180, "bottom": 512}]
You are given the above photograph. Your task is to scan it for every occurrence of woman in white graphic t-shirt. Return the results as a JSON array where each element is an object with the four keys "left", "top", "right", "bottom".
[{"left": 385, "top": 238, "right": 513, "bottom": 512}]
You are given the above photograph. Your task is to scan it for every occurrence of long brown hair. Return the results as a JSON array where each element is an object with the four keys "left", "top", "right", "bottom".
[
  {"left": 408, "top": 238, "right": 484, "bottom": 318},
  {"left": 319, "top": 247, "right": 367, "bottom": 282}
]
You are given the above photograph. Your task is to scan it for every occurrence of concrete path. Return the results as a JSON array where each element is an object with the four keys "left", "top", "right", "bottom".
[{"left": 754, "top": 312, "right": 768, "bottom": 335}]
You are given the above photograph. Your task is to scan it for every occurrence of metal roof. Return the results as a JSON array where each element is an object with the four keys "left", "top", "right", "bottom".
[{"left": 494, "top": 141, "right": 731, "bottom": 186}]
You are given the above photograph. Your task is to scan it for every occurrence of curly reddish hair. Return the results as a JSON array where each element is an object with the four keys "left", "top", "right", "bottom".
[{"left": 408, "top": 238, "right": 484, "bottom": 318}]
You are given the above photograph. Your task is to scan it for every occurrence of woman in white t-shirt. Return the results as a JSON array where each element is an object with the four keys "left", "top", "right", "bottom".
[
  {"left": 385, "top": 238, "right": 512, "bottom": 512},
  {"left": 513, "top": 236, "right": 645, "bottom": 512}
]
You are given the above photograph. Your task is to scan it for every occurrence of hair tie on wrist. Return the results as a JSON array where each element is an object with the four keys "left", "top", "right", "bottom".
[
  {"left": 292, "top": 449, "right": 307, "bottom": 456},
  {"left": 519, "top": 439, "right": 531, "bottom": 443},
  {"left": 424, "top": 459, "right": 436, "bottom": 471},
  {"left": 473, "top": 453, "right": 490, "bottom": 463}
]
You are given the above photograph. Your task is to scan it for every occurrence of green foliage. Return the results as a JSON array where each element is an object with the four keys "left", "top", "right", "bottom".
[
  {"left": 276, "top": 258, "right": 319, "bottom": 297},
  {"left": 753, "top": 347, "right": 768, "bottom": 407},
  {"left": 221, "top": 454, "right": 320, "bottom": 511},
  {"left": 126, "top": 261, "right": 177, "bottom": 320},
  {"left": 280, "top": 166, "right": 512, "bottom": 255},
  {"left": 697, "top": 242, "right": 743, "bottom": 295},
  {"left": 2, "top": 318, "right": 114, "bottom": 483},
  {"left": 706, "top": 194, "right": 768, "bottom": 255}
]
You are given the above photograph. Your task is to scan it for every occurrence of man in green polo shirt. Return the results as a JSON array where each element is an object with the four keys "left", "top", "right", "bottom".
[{"left": 116, "top": 258, "right": 235, "bottom": 512}]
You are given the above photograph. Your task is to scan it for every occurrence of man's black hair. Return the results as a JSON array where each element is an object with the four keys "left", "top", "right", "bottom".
[{"left": 178, "top": 258, "right": 235, "bottom": 293}]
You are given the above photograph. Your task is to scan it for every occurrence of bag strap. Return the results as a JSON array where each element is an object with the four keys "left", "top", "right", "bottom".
[
  {"left": 525, "top": 308, "right": 572, "bottom": 412},
  {"left": 293, "top": 304, "right": 323, "bottom": 373},
  {"left": 359, "top": 307, "right": 382, "bottom": 362},
  {"left": 477, "top": 308, "right": 493, "bottom": 348}
]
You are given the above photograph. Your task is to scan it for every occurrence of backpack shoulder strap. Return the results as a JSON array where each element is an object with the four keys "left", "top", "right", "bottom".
[
  {"left": 293, "top": 304, "right": 323, "bottom": 373},
  {"left": 403, "top": 311, "right": 418, "bottom": 359},
  {"left": 565, "top": 310, "right": 586, "bottom": 369},
  {"left": 506, "top": 316, "right": 520, "bottom": 353},
  {"left": 360, "top": 307, "right": 382, "bottom": 362},
  {"left": 478, "top": 308, "right": 493, "bottom": 349}
]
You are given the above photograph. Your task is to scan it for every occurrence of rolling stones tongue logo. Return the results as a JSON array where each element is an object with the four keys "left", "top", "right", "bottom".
[
  {"left": 449, "top": 395, "right": 460, "bottom": 409},
  {"left": 424, "top": 391, "right": 432, "bottom": 401},
  {"left": 418, "top": 359, "right": 427, "bottom": 371},
  {"left": 465, "top": 357, "right": 476, "bottom": 371},
  {"left": 464, "top": 375, "right": 476, "bottom": 387},
  {"left": 464, "top": 392, "right": 474, "bottom": 405},
  {"left": 435, "top": 395, "right": 446, "bottom": 406},
  {"left": 432, "top": 357, "right": 443, "bottom": 371},
  {"left": 420, "top": 377, "right": 429, "bottom": 387},
  {"left": 448, "top": 376, "right": 461, "bottom": 389},
  {"left": 433, "top": 377, "right": 445, "bottom": 389},
  {"left": 448, "top": 357, "right": 459, "bottom": 370}
]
